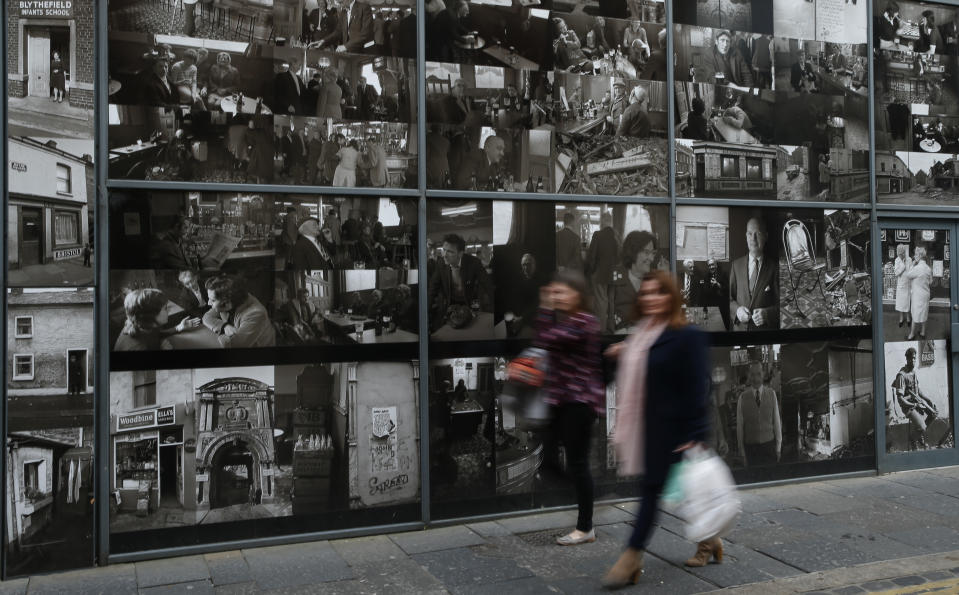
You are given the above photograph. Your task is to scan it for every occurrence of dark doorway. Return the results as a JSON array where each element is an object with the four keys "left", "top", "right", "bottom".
[
  {"left": 21, "top": 207, "right": 43, "bottom": 266},
  {"left": 696, "top": 156, "right": 706, "bottom": 194},
  {"left": 67, "top": 350, "right": 87, "bottom": 395},
  {"left": 210, "top": 444, "right": 255, "bottom": 509},
  {"left": 159, "top": 446, "right": 178, "bottom": 506}
]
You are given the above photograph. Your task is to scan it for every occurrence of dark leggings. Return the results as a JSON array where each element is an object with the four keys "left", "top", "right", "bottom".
[
  {"left": 628, "top": 450, "right": 681, "bottom": 550},
  {"left": 543, "top": 402, "right": 595, "bottom": 532}
]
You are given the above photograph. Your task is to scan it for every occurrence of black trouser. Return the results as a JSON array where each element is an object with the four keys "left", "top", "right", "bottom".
[
  {"left": 628, "top": 449, "right": 681, "bottom": 550},
  {"left": 543, "top": 402, "right": 595, "bottom": 532},
  {"left": 744, "top": 441, "right": 777, "bottom": 467}
]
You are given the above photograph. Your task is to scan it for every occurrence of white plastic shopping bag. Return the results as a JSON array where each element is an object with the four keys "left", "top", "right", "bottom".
[{"left": 675, "top": 446, "right": 741, "bottom": 543}]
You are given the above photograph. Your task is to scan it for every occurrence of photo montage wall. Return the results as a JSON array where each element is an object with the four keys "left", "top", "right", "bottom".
[
  {"left": 873, "top": 0, "right": 959, "bottom": 206},
  {"left": 5, "top": 0, "right": 98, "bottom": 577},
  {"left": 106, "top": 0, "right": 418, "bottom": 188},
  {"left": 106, "top": 188, "right": 422, "bottom": 552},
  {"left": 424, "top": 0, "right": 669, "bottom": 195},
  {"left": 427, "top": 198, "right": 678, "bottom": 515},
  {"left": 879, "top": 228, "right": 954, "bottom": 453},
  {"left": 676, "top": 204, "right": 875, "bottom": 482},
  {"left": 673, "top": 0, "right": 870, "bottom": 202}
]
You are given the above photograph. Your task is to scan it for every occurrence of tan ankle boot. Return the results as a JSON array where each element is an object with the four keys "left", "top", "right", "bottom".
[
  {"left": 601, "top": 547, "right": 643, "bottom": 590},
  {"left": 684, "top": 537, "right": 723, "bottom": 567}
]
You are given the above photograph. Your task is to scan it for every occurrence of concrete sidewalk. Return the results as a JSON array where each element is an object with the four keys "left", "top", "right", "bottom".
[{"left": 5, "top": 466, "right": 959, "bottom": 594}]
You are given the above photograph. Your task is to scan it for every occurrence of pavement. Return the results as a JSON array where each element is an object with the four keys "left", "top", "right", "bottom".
[
  {"left": 8, "top": 258, "right": 95, "bottom": 287},
  {"left": 6, "top": 96, "right": 94, "bottom": 139},
  {"left": 6, "top": 466, "right": 959, "bottom": 594}
]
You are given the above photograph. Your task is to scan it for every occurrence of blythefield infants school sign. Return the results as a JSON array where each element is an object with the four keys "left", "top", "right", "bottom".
[{"left": 17, "top": 1, "right": 74, "bottom": 18}]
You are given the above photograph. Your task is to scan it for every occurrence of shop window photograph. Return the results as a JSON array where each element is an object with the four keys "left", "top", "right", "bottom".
[
  {"left": 56, "top": 163, "right": 72, "bottom": 195},
  {"left": 54, "top": 212, "right": 80, "bottom": 246},
  {"left": 13, "top": 354, "right": 35, "bottom": 381},
  {"left": 14, "top": 316, "right": 33, "bottom": 339}
]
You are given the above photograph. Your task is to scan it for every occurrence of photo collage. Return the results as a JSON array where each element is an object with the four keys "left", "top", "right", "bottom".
[
  {"left": 673, "top": 0, "right": 871, "bottom": 202},
  {"left": 106, "top": 0, "right": 418, "bottom": 188},
  {"left": 424, "top": 0, "right": 669, "bottom": 195},
  {"left": 874, "top": 0, "right": 959, "bottom": 205},
  {"left": 5, "top": 0, "right": 97, "bottom": 577}
]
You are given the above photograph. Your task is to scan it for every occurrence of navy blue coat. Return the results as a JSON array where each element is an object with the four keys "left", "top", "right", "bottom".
[{"left": 642, "top": 325, "right": 711, "bottom": 483}]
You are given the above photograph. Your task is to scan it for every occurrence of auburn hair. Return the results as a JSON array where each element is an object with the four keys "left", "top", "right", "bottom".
[{"left": 631, "top": 269, "right": 688, "bottom": 328}]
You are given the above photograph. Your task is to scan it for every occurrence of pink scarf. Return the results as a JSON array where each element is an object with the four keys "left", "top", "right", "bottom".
[{"left": 612, "top": 317, "right": 667, "bottom": 476}]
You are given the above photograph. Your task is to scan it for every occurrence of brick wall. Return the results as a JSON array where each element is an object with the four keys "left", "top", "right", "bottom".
[
  {"left": 7, "top": 303, "right": 94, "bottom": 391},
  {"left": 7, "top": 0, "right": 23, "bottom": 98}
]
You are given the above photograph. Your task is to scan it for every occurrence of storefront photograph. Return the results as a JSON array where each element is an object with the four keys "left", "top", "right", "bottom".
[{"left": 7, "top": 136, "right": 94, "bottom": 286}]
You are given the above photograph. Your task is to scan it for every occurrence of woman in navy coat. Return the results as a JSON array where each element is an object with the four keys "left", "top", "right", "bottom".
[{"left": 602, "top": 269, "right": 713, "bottom": 589}]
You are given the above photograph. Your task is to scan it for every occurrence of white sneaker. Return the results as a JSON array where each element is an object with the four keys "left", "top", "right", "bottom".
[{"left": 556, "top": 528, "right": 596, "bottom": 546}]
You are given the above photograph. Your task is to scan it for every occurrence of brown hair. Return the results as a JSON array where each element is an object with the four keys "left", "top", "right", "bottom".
[
  {"left": 552, "top": 269, "right": 592, "bottom": 313},
  {"left": 630, "top": 269, "right": 688, "bottom": 328}
]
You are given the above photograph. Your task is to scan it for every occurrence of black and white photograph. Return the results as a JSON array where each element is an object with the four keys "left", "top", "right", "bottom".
[
  {"left": 295, "top": 49, "right": 414, "bottom": 122},
  {"left": 272, "top": 116, "right": 416, "bottom": 188},
  {"left": 774, "top": 39, "right": 868, "bottom": 96},
  {"left": 674, "top": 26, "right": 775, "bottom": 90},
  {"left": 426, "top": 201, "right": 494, "bottom": 341},
  {"left": 875, "top": 50, "right": 959, "bottom": 111},
  {"left": 6, "top": 0, "right": 95, "bottom": 141},
  {"left": 774, "top": 91, "right": 869, "bottom": 154},
  {"left": 777, "top": 209, "right": 871, "bottom": 330},
  {"left": 875, "top": 151, "right": 959, "bottom": 205},
  {"left": 6, "top": 287, "right": 95, "bottom": 576},
  {"left": 554, "top": 133, "right": 668, "bottom": 196},
  {"left": 707, "top": 344, "right": 783, "bottom": 470},
  {"left": 873, "top": 0, "right": 959, "bottom": 54},
  {"left": 108, "top": 35, "right": 274, "bottom": 111},
  {"left": 549, "top": 0, "right": 665, "bottom": 22},
  {"left": 109, "top": 191, "right": 276, "bottom": 271},
  {"left": 275, "top": 195, "right": 417, "bottom": 271},
  {"left": 884, "top": 340, "right": 954, "bottom": 453},
  {"left": 273, "top": 268, "right": 418, "bottom": 346},
  {"left": 774, "top": 0, "right": 868, "bottom": 44},
  {"left": 425, "top": 62, "right": 554, "bottom": 131},
  {"left": 7, "top": 137, "right": 95, "bottom": 286},
  {"left": 109, "top": 269, "right": 276, "bottom": 352},
  {"left": 426, "top": 125, "right": 553, "bottom": 191},
  {"left": 108, "top": 0, "right": 274, "bottom": 46},
  {"left": 425, "top": 1, "right": 552, "bottom": 69},
  {"left": 297, "top": 0, "right": 416, "bottom": 59},
  {"left": 677, "top": 206, "right": 779, "bottom": 332},
  {"left": 791, "top": 340, "right": 875, "bottom": 462},
  {"left": 553, "top": 75, "right": 667, "bottom": 138},
  {"left": 550, "top": 14, "right": 666, "bottom": 80},
  {"left": 109, "top": 361, "right": 420, "bottom": 534},
  {"left": 880, "top": 227, "right": 951, "bottom": 342},
  {"left": 672, "top": 0, "right": 774, "bottom": 34},
  {"left": 108, "top": 107, "right": 275, "bottom": 183},
  {"left": 552, "top": 203, "right": 669, "bottom": 334},
  {"left": 776, "top": 146, "right": 871, "bottom": 203}
]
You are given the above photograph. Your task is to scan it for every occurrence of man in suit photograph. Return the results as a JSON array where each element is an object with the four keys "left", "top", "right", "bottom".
[
  {"left": 428, "top": 233, "right": 492, "bottom": 330},
  {"left": 355, "top": 76, "right": 379, "bottom": 120},
  {"left": 736, "top": 362, "right": 782, "bottom": 467},
  {"left": 274, "top": 58, "right": 306, "bottom": 115},
  {"left": 555, "top": 212, "right": 583, "bottom": 272},
  {"left": 139, "top": 58, "right": 175, "bottom": 106},
  {"left": 321, "top": 0, "right": 375, "bottom": 53},
  {"left": 680, "top": 259, "right": 701, "bottom": 305},
  {"left": 454, "top": 135, "right": 505, "bottom": 190},
  {"left": 291, "top": 218, "right": 335, "bottom": 269},
  {"left": 729, "top": 216, "right": 779, "bottom": 330}
]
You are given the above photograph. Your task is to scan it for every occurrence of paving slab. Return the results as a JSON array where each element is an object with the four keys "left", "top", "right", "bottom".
[
  {"left": 347, "top": 559, "right": 448, "bottom": 594},
  {"left": 242, "top": 541, "right": 352, "bottom": 590},
  {"left": 466, "top": 521, "right": 513, "bottom": 538},
  {"left": 752, "top": 538, "right": 876, "bottom": 573},
  {"left": 412, "top": 546, "right": 533, "bottom": 588},
  {"left": 139, "top": 579, "right": 214, "bottom": 595},
  {"left": 0, "top": 578, "right": 27, "bottom": 595},
  {"left": 760, "top": 485, "right": 862, "bottom": 515},
  {"left": 389, "top": 525, "right": 486, "bottom": 555},
  {"left": 26, "top": 563, "right": 139, "bottom": 595},
  {"left": 212, "top": 583, "right": 259, "bottom": 595},
  {"left": 494, "top": 510, "right": 579, "bottom": 535},
  {"left": 592, "top": 505, "right": 637, "bottom": 526},
  {"left": 135, "top": 555, "right": 210, "bottom": 588},
  {"left": 330, "top": 534, "right": 407, "bottom": 565},
  {"left": 883, "top": 526, "right": 959, "bottom": 553},
  {"left": 203, "top": 551, "right": 251, "bottom": 587},
  {"left": 449, "top": 575, "right": 561, "bottom": 595}
]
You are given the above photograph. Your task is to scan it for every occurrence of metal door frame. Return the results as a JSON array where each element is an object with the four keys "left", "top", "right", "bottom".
[{"left": 874, "top": 219, "right": 959, "bottom": 473}]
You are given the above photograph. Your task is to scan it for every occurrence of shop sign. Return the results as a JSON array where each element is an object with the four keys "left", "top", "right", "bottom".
[
  {"left": 117, "top": 406, "right": 176, "bottom": 431},
  {"left": 184, "top": 438, "right": 197, "bottom": 453},
  {"left": 10, "top": 162, "right": 27, "bottom": 173},
  {"left": 17, "top": 1, "right": 74, "bottom": 18},
  {"left": 54, "top": 247, "right": 81, "bottom": 260}
]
